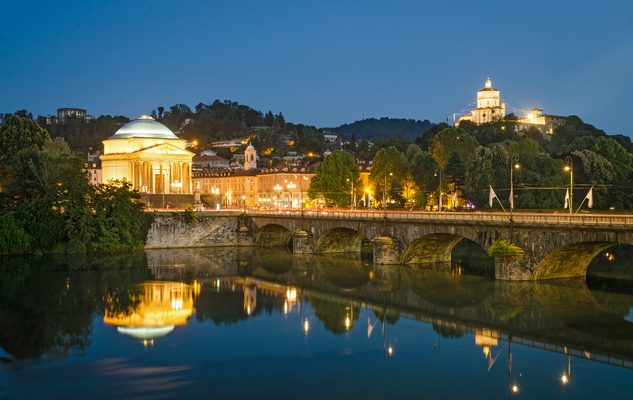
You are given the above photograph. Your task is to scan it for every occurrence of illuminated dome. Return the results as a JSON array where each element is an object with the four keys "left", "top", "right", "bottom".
[{"left": 109, "top": 115, "right": 179, "bottom": 139}]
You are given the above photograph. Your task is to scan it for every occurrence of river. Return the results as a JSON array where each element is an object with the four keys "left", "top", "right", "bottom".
[{"left": 1, "top": 245, "right": 633, "bottom": 399}]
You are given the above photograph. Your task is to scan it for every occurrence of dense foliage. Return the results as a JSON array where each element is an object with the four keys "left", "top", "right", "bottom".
[
  {"left": 308, "top": 150, "right": 360, "bottom": 207},
  {"left": 0, "top": 116, "right": 152, "bottom": 255},
  {"left": 328, "top": 117, "right": 434, "bottom": 141}
]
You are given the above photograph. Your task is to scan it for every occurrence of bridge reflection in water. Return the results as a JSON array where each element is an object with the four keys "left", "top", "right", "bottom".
[{"left": 144, "top": 247, "right": 633, "bottom": 374}]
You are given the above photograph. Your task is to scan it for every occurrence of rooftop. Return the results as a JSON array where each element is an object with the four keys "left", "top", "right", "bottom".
[{"left": 109, "top": 115, "right": 179, "bottom": 139}]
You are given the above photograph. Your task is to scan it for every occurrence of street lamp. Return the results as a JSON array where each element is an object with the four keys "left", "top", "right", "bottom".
[
  {"left": 383, "top": 172, "right": 393, "bottom": 210},
  {"left": 346, "top": 178, "right": 355, "bottom": 209},
  {"left": 564, "top": 156, "right": 573, "bottom": 214},
  {"left": 273, "top": 184, "right": 282, "bottom": 209},
  {"left": 211, "top": 186, "right": 220, "bottom": 209},
  {"left": 510, "top": 154, "right": 520, "bottom": 220},
  {"left": 434, "top": 165, "right": 442, "bottom": 212},
  {"left": 287, "top": 181, "right": 297, "bottom": 208}
]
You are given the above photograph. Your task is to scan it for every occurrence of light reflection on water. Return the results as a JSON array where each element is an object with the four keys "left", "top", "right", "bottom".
[{"left": 1, "top": 247, "right": 633, "bottom": 399}]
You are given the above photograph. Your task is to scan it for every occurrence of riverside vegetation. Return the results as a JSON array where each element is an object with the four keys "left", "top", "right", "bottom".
[{"left": 0, "top": 116, "right": 151, "bottom": 255}]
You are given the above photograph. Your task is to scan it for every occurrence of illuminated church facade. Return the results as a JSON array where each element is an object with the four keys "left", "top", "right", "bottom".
[
  {"left": 100, "top": 115, "right": 194, "bottom": 206},
  {"left": 457, "top": 78, "right": 506, "bottom": 125}
]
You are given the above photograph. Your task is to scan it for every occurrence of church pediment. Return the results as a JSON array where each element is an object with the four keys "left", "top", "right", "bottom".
[{"left": 134, "top": 143, "right": 194, "bottom": 156}]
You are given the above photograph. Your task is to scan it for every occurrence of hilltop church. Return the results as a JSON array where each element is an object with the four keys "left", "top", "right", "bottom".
[{"left": 456, "top": 78, "right": 566, "bottom": 134}]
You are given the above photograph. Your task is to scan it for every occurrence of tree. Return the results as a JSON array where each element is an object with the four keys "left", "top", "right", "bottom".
[
  {"left": 0, "top": 115, "right": 50, "bottom": 169},
  {"left": 409, "top": 147, "right": 438, "bottom": 205},
  {"left": 428, "top": 127, "right": 478, "bottom": 168},
  {"left": 308, "top": 151, "right": 360, "bottom": 207},
  {"left": 263, "top": 111, "right": 274, "bottom": 127},
  {"left": 369, "top": 146, "right": 408, "bottom": 207}
]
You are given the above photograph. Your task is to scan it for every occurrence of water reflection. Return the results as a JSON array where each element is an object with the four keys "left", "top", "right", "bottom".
[
  {"left": 103, "top": 281, "right": 200, "bottom": 345},
  {"left": 2, "top": 248, "right": 633, "bottom": 399}
]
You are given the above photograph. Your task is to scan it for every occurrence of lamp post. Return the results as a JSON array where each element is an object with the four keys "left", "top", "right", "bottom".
[
  {"left": 383, "top": 172, "right": 393, "bottom": 210},
  {"left": 273, "top": 184, "right": 282, "bottom": 210},
  {"left": 434, "top": 165, "right": 442, "bottom": 212},
  {"left": 346, "top": 178, "right": 355, "bottom": 209},
  {"left": 510, "top": 154, "right": 520, "bottom": 221},
  {"left": 564, "top": 156, "right": 573, "bottom": 214},
  {"left": 287, "top": 181, "right": 297, "bottom": 208},
  {"left": 211, "top": 186, "right": 220, "bottom": 210}
]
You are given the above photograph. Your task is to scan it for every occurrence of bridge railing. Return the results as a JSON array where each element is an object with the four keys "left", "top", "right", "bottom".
[
  {"left": 242, "top": 209, "right": 633, "bottom": 227},
  {"left": 157, "top": 208, "right": 633, "bottom": 227}
]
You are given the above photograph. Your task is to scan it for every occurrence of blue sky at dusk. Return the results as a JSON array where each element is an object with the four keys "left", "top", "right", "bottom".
[{"left": 2, "top": 0, "right": 633, "bottom": 135}]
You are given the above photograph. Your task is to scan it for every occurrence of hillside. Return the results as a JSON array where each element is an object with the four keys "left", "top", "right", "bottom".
[{"left": 326, "top": 117, "right": 434, "bottom": 141}]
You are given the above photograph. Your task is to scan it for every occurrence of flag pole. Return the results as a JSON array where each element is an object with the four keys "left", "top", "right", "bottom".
[
  {"left": 574, "top": 197, "right": 587, "bottom": 214},
  {"left": 496, "top": 196, "right": 507, "bottom": 213}
]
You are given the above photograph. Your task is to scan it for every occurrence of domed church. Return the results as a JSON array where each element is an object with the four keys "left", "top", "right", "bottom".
[{"left": 100, "top": 115, "right": 194, "bottom": 207}]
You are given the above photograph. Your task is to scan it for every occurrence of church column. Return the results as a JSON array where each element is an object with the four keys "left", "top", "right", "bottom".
[
  {"left": 139, "top": 162, "right": 144, "bottom": 192},
  {"left": 179, "top": 162, "right": 184, "bottom": 193},
  {"left": 188, "top": 162, "right": 193, "bottom": 194}
]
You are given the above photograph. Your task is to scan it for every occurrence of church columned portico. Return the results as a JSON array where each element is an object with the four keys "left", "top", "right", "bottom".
[{"left": 100, "top": 115, "right": 195, "bottom": 207}]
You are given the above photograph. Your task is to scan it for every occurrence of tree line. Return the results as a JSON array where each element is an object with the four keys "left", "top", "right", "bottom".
[{"left": 309, "top": 116, "right": 633, "bottom": 211}]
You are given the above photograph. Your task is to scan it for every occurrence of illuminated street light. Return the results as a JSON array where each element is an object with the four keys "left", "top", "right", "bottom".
[
  {"left": 273, "top": 184, "right": 283, "bottom": 209},
  {"left": 511, "top": 384, "right": 519, "bottom": 394},
  {"left": 510, "top": 154, "right": 520, "bottom": 221},
  {"left": 564, "top": 156, "right": 574, "bottom": 214},
  {"left": 434, "top": 165, "right": 442, "bottom": 212},
  {"left": 287, "top": 181, "right": 296, "bottom": 208},
  {"left": 346, "top": 178, "right": 355, "bottom": 209}
]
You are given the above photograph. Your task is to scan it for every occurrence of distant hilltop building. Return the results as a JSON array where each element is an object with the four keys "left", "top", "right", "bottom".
[
  {"left": 57, "top": 107, "right": 87, "bottom": 123},
  {"left": 457, "top": 78, "right": 506, "bottom": 125},
  {"left": 456, "top": 78, "right": 566, "bottom": 134},
  {"left": 515, "top": 107, "right": 567, "bottom": 134}
]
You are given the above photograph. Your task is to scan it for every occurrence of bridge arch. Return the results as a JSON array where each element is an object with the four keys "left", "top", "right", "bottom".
[
  {"left": 532, "top": 241, "right": 620, "bottom": 280},
  {"left": 254, "top": 224, "right": 292, "bottom": 248},
  {"left": 401, "top": 233, "right": 486, "bottom": 265},
  {"left": 315, "top": 227, "right": 366, "bottom": 254}
]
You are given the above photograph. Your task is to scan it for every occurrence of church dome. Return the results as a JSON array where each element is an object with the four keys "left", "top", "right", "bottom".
[{"left": 109, "top": 115, "right": 179, "bottom": 139}]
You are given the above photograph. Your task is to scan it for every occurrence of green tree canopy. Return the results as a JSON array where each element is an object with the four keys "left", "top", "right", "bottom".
[
  {"left": 308, "top": 151, "right": 359, "bottom": 207},
  {"left": 428, "top": 127, "right": 478, "bottom": 168},
  {"left": 369, "top": 146, "right": 408, "bottom": 206},
  {"left": 0, "top": 115, "right": 50, "bottom": 169}
]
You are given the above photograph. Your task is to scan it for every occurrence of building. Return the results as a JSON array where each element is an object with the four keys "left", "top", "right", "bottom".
[
  {"left": 57, "top": 107, "right": 87, "bottom": 123},
  {"left": 100, "top": 115, "right": 195, "bottom": 207},
  {"left": 194, "top": 168, "right": 314, "bottom": 208},
  {"left": 456, "top": 78, "right": 506, "bottom": 126},
  {"left": 192, "top": 153, "right": 230, "bottom": 172},
  {"left": 85, "top": 162, "right": 102, "bottom": 186},
  {"left": 515, "top": 108, "right": 567, "bottom": 134},
  {"left": 193, "top": 145, "right": 314, "bottom": 208}
]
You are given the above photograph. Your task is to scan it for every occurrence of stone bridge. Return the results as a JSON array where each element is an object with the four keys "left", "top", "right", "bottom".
[{"left": 145, "top": 209, "right": 633, "bottom": 281}]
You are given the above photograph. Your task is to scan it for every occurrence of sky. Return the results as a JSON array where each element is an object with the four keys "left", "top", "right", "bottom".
[{"left": 2, "top": 0, "right": 633, "bottom": 135}]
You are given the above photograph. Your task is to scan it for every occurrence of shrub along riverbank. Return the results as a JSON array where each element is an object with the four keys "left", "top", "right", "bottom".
[{"left": 0, "top": 116, "right": 152, "bottom": 255}]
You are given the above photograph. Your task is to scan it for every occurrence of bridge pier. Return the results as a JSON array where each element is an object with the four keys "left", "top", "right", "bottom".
[
  {"left": 293, "top": 230, "right": 313, "bottom": 254},
  {"left": 372, "top": 236, "right": 401, "bottom": 265},
  {"left": 495, "top": 255, "right": 534, "bottom": 280},
  {"left": 236, "top": 225, "right": 254, "bottom": 246}
]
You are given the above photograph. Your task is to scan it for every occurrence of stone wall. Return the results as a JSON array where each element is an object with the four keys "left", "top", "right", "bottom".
[{"left": 145, "top": 215, "right": 251, "bottom": 249}]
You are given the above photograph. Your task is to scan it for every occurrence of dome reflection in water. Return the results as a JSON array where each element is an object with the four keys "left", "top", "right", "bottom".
[{"left": 1, "top": 246, "right": 633, "bottom": 399}]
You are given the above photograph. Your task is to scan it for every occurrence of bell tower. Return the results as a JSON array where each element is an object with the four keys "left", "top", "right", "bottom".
[{"left": 244, "top": 144, "right": 257, "bottom": 171}]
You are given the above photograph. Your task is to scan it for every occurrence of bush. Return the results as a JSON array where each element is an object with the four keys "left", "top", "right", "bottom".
[
  {"left": 487, "top": 240, "right": 525, "bottom": 258},
  {"left": 0, "top": 212, "right": 31, "bottom": 254}
]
